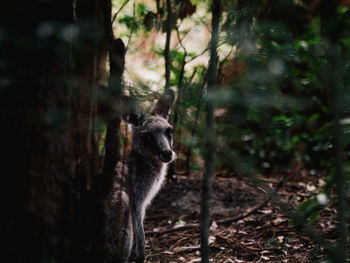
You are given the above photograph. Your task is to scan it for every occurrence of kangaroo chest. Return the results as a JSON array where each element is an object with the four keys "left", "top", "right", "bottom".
[
  {"left": 143, "top": 163, "right": 167, "bottom": 208},
  {"left": 134, "top": 161, "right": 168, "bottom": 221}
]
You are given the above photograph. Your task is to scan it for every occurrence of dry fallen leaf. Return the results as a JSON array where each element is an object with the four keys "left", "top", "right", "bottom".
[
  {"left": 277, "top": 236, "right": 284, "bottom": 243},
  {"left": 209, "top": 221, "right": 218, "bottom": 232},
  {"left": 272, "top": 217, "right": 287, "bottom": 226},
  {"left": 174, "top": 245, "right": 200, "bottom": 253},
  {"left": 188, "top": 258, "right": 201, "bottom": 263},
  {"left": 232, "top": 258, "right": 245, "bottom": 263},
  {"left": 260, "top": 209, "right": 273, "bottom": 214},
  {"left": 209, "top": 235, "right": 216, "bottom": 245}
]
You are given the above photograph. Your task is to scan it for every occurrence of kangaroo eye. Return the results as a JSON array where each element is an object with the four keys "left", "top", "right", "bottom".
[{"left": 141, "top": 131, "right": 152, "bottom": 140}]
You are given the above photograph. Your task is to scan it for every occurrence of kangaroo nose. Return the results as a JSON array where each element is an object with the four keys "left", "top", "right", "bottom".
[{"left": 159, "top": 149, "right": 173, "bottom": 162}]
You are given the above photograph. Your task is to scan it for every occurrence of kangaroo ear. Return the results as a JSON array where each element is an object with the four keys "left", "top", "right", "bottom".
[
  {"left": 150, "top": 89, "right": 175, "bottom": 119},
  {"left": 122, "top": 96, "right": 144, "bottom": 126}
]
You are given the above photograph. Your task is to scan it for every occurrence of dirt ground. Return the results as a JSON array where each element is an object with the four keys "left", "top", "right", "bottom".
[{"left": 143, "top": 164, "right": 341, "bottom": 263}]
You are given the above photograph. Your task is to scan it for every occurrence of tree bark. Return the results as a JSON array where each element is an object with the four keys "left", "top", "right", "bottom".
[
  {"left": 1, "top": 1, "right": 75, "bottom": 262},
  {"left": 83, "top": 0, "right": 126, "bottom": 260},
  {"left": 1, "top": 0, "right": 114, "bottom": 262},
  {"left": 320, "top": 1, "right": 348, "bottom": 262},
  {"left": 70, "top": 1, "right": 111, "bottom": 262},
  {"left": 200, "top": 0, "right": 221, "bottom": 262}
]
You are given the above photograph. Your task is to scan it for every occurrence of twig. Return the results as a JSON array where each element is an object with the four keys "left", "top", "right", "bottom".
[
  {"left": 216, "top": 177, "right": 284, "bottom": 226},
  {"left": 186, "top": 46, "right": 209, "bottom": 63},
  {"left": 112, "top": 0, "right": 130, "bottom": 24},
  {"left": 217, "top": 48, "right": 234, "bottom": 82},
  {"left": 145, "top": 223, "right": 199, "bottom": 236},
  {"left": 125, "top": 0, "right": 136, "bottom": 52},
  {"left": 189, "top": 67, "right": 198, "bottom": 83},
  {"left": 176, "top": 27, "right": 186, "bottom": 52}
]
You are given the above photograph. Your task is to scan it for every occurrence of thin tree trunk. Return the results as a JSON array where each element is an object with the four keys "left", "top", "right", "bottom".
[
  {"left": 168, "top": 51, "right": 186, "bottom": 177},
  {"left": 185, "top": 72, "right": 207, "bottom": 172},
  {"left": 90, "top": 0, "right": 126, "bottom": 259},
  {"left": 164, "top": 0, "right": 172, "bottom": 90},
  {"left": 99, "top": 37, "right": 125, "bottom": 193},
  {"left": 172, "top": 52, "right": 186, "bottom": 128},
  {"left": 320, "top": 1, "right": 348, "bottom": 262},
  {"left": 200, "top": 0, "right": 221, "bottom": 262}
]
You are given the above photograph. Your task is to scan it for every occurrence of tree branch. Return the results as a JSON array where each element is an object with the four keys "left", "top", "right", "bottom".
[{"left": 112, "top": 0, "right": 130, "bottom": 24}]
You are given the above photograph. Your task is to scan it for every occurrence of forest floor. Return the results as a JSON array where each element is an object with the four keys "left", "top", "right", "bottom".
[{"left": 143, "top": 163, "right": 340, "bottom": 263}]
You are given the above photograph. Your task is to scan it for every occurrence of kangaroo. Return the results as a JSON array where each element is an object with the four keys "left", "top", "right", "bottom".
[{"left": 111, "top": 90, "right": 175, "bottom": 263}]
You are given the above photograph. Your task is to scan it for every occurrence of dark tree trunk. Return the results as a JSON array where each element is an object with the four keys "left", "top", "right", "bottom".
[
  {"left": 72, "top": 1, "right": 126, "bottom": 261},
  {"left": 320, "top": 1, "right": 348, "bottom": 262},
  {"left": 1, "top": 1, "right": 116, "bottom": 262},
  {"left": 200, "top": 0, "right": 221, "bottom": 262},
  {"left": 1, "top": 1, "right": 76, "bottom": 262},
  {"left": 69, "top": 1, "right": 109, "bottom": 262}
]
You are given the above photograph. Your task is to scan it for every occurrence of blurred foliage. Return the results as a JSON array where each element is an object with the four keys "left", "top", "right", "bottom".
[{"left": 216, "top": 1, "right": 350, "bottom": 176}]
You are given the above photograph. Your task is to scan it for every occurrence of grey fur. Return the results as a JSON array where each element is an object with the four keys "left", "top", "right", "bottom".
[{"left": 112, "top": 91, "right": 175, "bottom": 262}]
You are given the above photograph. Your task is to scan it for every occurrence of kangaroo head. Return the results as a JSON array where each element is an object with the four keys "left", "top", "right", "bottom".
[{"left": 124, "top": 90, "right": 176, "bottom": 163}]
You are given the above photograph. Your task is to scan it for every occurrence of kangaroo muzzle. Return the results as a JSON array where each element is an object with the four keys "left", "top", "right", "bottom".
[
  {"left": 158, "top": 149, "right": 173, "bottom": 163},
  {"left": 156, "top": 134, "right": 175, "bottom": 163}
]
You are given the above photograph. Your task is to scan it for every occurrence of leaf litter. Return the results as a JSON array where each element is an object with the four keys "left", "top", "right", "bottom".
[{"left": 144, "top": 165, "right": 340, "bottom": 262}]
